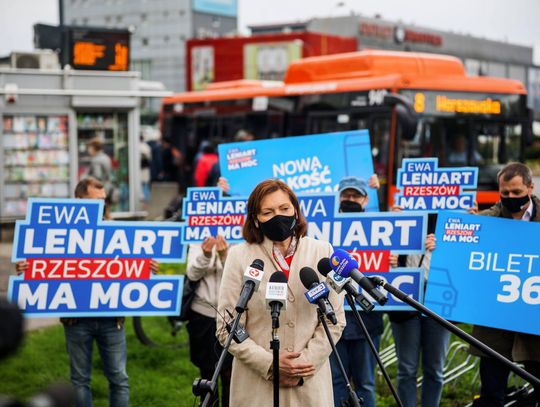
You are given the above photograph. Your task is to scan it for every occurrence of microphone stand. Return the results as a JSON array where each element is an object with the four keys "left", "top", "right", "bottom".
[
  {"left": 317, "top": 309, "right": 361, "bottom": 407},
  {"left": 270, "top": 315, "right": 280, "bottom": 407},
  {"left": 369, "top": 276, "right": 540, "bottom": 388},
  {"left": 344, "top": 294, "right": 404, "bottom": 407},
  {"left": 194, "top": 312, "right": 242, "bottom": 407}
]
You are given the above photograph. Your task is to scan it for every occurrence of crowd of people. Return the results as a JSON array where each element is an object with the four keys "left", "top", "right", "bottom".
[
  {"left": 183, "top": 162, "right": 540, "bottom": 407},
  {"left": 13, "top": 156, "right": 540, "bottom": 406}
]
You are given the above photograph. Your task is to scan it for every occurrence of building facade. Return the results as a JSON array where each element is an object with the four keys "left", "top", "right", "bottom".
[{"left": 62, "top": 0, "right": 238, "bottom": 93}]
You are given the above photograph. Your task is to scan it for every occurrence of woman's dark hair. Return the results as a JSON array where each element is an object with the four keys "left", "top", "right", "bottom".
[{"left": 243, "top": 179, "right": 308, "bottom": 244}]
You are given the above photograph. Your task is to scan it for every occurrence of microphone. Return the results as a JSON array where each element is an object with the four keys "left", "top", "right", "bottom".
[
  {"left": 266, "top": 271, "right": 288, "bottom": 327},
  {"left": 299, "top": 266, "right": 337, "bottom": 325},
  {"left": 330, "top": 249, "right": 388, "bottom": 306},
  {"left": 235, "top": 259, "right": 265, "bottom": 313},
  {"left": 317, "top": 258, "right": 374, "bottom": 312}
]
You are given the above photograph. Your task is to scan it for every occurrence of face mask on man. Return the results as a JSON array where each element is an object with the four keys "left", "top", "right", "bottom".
[
  {"left": 500, "top": 195, "right": 530, "bottom": 213},
  {"left": 259, "top": 214, "right": 297, "bottom": 242},
  {"left": 339, "top": 200, "right": 365, "bottom": 213}
]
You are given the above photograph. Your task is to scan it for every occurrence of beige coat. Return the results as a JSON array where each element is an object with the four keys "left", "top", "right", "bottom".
[
  {"left": 217, "top": 236, "right": 346, "bottom": 407},
  {"left": 186, "top": 244, "right": 224, "bottom": 318}
]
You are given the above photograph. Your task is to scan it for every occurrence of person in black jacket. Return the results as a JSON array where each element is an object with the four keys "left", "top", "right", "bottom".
[
  {"left": 330, "top": 175, "right": 382, "bottom": 407},
  {"left": 470, "top": 162, "right": 540, "bottom": 407}
]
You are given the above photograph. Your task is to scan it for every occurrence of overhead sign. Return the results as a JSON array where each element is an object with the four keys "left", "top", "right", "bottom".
[
  {"left": 425, "top": 212, "right": 540, "bottom": 335},
  {"left": 69, "top": 28, "right": 130, "bottom": 71},
  {"left": 218, "top": 130, "right": 379, "bottom": 211},
  {"left": 394, "top": 158, "right": 478, "bottom": 211},
  {"left": 8, "top": 199, "right": 185, "bottom": 317}
]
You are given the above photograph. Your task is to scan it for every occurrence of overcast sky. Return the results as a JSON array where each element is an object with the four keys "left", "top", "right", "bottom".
[{"left": 1, "top": 0, "right": 539, "bottom": 63}]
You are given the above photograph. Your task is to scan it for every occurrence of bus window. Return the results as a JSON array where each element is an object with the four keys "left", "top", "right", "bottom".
[
  {"left": 370, "top": 117, "right": 390, "bottom": 178},
  {"left": 245, "top": 111, "right": 285, "bottom": 139},
  {"left": 475, "top": 123, "right": 522, "bottom": 165},
  {"left": 307, "top": 111, "right": 352, "bottom": 134}
]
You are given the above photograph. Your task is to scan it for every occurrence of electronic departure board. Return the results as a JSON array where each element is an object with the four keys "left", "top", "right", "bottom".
[{"left": 69, "top": 28, "right": 130, "bottom": 71}]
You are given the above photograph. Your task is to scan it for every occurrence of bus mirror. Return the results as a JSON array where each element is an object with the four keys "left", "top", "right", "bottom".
[{"left": 383, "top": 93, "right": 418, "bottom": 141}]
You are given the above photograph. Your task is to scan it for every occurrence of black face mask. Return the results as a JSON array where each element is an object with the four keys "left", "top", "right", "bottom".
[
  {"left": 259, "top": 215, "right": 297, "bottom": 242},
  {"left": 500, "top": 195, "right": 530, "bottom": 213},
  {"left": 339, "top": 200, "right": 365, "bottom": 213}
]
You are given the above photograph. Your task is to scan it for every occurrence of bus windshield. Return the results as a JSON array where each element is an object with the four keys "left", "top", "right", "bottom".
[{"left": 397, "top": 118, "right": 523, "bottom": 191}]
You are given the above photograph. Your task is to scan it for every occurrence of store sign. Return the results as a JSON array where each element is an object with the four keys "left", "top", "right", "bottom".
[
  {"left": 359, "top": 21, "right": 442, "bottom": 47},
  {"left": 394, "top": 26, "right": 443, "bottom": 46},
  {"left": 8, "top": 199, "right": 185, "bottom": 317},
  {"left": 244, "top": 41, "right": 302, "bottom": 81},
  {"left": 394, "top": 158, "right": 478, "bottom": 211},
  {"left": 360, "top": 22, "right": 393, "bottom": 39},
  {"left": 425, "top": 212, "right": 540, "bottom": 335},
  {"left": 70, "top": 28, "right": 130, "bottom": 71}
]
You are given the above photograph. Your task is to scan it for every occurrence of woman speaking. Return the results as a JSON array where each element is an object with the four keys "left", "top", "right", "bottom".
[{"left": 217, "top": 179, "right": 345, "bottom": 406}]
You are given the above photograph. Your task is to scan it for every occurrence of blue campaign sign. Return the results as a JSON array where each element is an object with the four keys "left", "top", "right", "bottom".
[
  {"left": 424, "top": 212, "right": 540, "bottom": 335},
  {"left": 182, "top": 188, "right": 246, "bottom": 242},
  {"left": 8, "top": 276, "right": 183, "bottom": 317},
  {"left": 181, "top": 187, "right": 427, "bottom": 253},
  {"left": 218, "top": 130, "right": 379, "bottom": 211},
  {"left": 13, "top": 198, "right": 186, "bottom": 261},
  {"left": 395, "top": 158, "right": 478, "bottom": 212},
  {"left": 343, "top": 269, "right": 424, "bottom": 311},
  {"left": 8, "top": 198, "right": 185, "bottom": 318}
]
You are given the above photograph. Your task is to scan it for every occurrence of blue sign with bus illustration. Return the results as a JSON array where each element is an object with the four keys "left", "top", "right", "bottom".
[
  {"left": 218, "top": 130, "right": 379, "bottom": 211},
  {"left": 425, "top": 212, "right": 540, "bottom": 335}
]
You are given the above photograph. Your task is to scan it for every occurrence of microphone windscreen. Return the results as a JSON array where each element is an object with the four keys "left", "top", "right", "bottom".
[
  {"left": 269, "top": 271, "right": 287, "bottom": 284},
  {"left": 251, "top": 259, "right": 264, "bottom": 270},
  {"left": 299, "top": 267, "right": 319, "bottom": 289},
  {"left": 330, "top": 249, "right": 359, "bottom": 278},
  {"left": 317, "top": 258, "right": 332, "bottom": 277}
]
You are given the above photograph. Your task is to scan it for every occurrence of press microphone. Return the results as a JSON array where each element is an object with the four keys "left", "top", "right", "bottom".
[
  {"left": 317, "top": 258, "right": 374, "bottom": 312},
  {"left": 330, "top": 249, "right": 388, "bottom": 306},
  {"left": 299, "top": 266, "right": 337, "bottom": 325},
  {"left": 266, "top": 271, "right": 288, "bottom": 327},
  {"left": 235, "top": 259, "right": 265, "bottom": 313}
]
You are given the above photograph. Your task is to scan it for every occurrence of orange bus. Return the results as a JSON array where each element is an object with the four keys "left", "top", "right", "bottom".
[{"left": 161, "top": 50, "right": 531, "bottom": 208}]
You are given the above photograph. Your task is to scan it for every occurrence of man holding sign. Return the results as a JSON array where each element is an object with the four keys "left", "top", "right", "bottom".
[
  {"left": 15, "top": 178, "right": 159, "bottom": 407},
  {"left": 470, "top": 163, "right": 540, "bottom": 407},
  {"left": 330, "top": 175, "right": 382, "bottom": 407}
]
